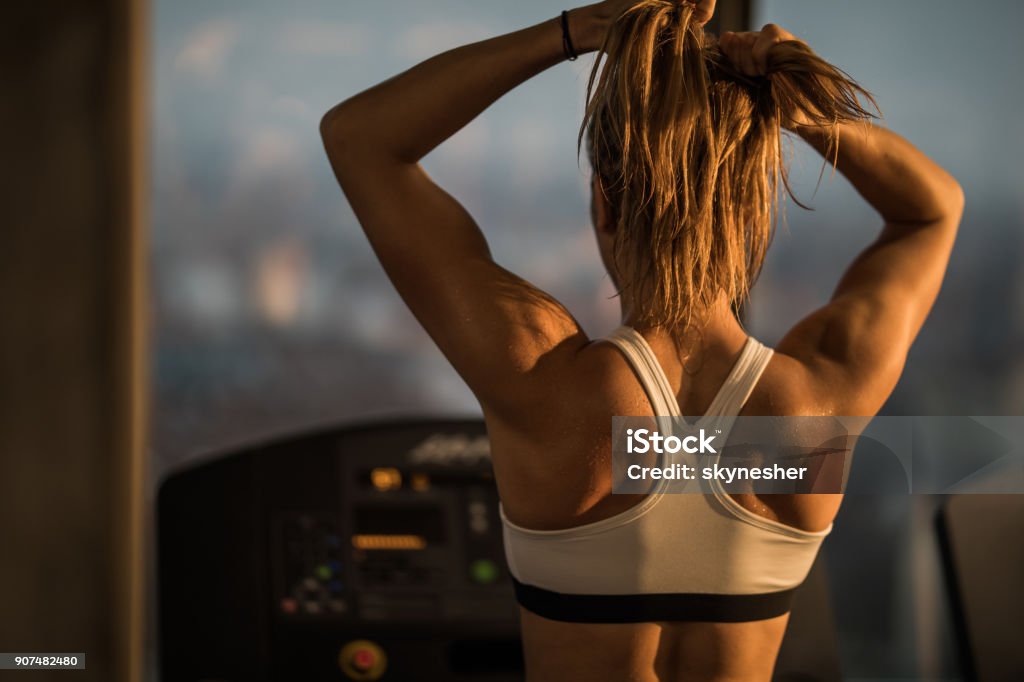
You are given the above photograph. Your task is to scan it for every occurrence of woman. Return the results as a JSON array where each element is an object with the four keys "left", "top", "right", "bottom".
[{"left": 321, "top": 0, "right": 962, "bottom": 679}]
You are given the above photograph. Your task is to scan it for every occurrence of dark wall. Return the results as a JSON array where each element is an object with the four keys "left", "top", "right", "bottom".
[{"left": 0, "top": 2, "right": 146, "bottom": 681}]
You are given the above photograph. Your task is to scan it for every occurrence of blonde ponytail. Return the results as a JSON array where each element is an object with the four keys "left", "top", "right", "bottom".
[{"left": 581, "top": 1, "right": 876, "bottom": 329}]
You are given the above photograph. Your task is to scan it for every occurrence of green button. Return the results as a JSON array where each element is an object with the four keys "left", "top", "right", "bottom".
[
  {"left": 316, "top": 564, "right": 332, "bottom": 581},
  {"left": 469, "top": 559, "right": 498, "bottom": 584}
]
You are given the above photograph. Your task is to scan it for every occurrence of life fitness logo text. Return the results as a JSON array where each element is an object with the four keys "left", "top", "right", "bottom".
[{"left": 409, "top": 433, "right": 492, "bottom": 465}]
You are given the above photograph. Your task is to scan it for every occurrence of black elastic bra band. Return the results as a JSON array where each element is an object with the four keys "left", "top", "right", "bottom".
[
  {"left": 560, "top": 10, "right": 579, "bottom": 62},
  {"left": 511, "top": 577, "right": 798, "bottom": 624}
]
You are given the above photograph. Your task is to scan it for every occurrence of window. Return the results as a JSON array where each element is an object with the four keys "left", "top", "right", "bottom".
[
  {"left": 152, "top": 0, "right": 617, "bottom": 469},
  {"left": 153, "top": 3, "right": 1021, "bottom": 677}
]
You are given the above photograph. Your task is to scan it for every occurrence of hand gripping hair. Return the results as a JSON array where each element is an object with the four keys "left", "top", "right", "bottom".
[{"left": 581, "top": 1, "right": 877, "bottom": 329}]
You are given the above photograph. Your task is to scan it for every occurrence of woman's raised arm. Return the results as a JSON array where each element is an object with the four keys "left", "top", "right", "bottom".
[
  {"left": 317, "top": 2, "right": 646, "bottom": 415},
  {"left": 722, "top": 24, "right": 964, "bottom": 415}
]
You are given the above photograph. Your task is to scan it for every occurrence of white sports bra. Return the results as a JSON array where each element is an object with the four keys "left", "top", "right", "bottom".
[{"left": 499, "top": 326, "right": 831, "bottom": 623}]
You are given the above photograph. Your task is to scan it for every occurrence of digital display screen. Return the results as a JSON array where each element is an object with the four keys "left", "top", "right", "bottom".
[{"left": 353, "top": 505, "right": 446, "bottom": 545}]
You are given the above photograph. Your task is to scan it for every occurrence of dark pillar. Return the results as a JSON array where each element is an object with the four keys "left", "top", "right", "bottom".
[
  {"left": 0, "top": 1, "right": 147, "bottom": 680},
  {"left": 707, "top": 0, "right": 752, "bottom": 33}
]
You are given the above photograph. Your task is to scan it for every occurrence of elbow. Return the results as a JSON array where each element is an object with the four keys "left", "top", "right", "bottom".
[
  {"left": 319, "top": 103, "right": 369, "bottom": 168},
  {"left": 945, "top": 177, "right": 965, "bottom": 220},
  {"left": 911, "top": 174, "right": 964, "bottom": 228},
  {"left": 319, "top": 105, "right": 351, "bottom": 161},
  {"left": 933, "top": 172, "right": 965, "bottom": 224},
  {"left": 318, "top": 108, "right": 337, "bottom": 145},
  {"left": 320, "top": 104, "right": 397, "bottom": 170}
]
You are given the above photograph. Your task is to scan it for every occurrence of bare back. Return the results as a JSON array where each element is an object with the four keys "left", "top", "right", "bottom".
[{"left": 488, "top": 320, "right": 840, "bottom": 681}]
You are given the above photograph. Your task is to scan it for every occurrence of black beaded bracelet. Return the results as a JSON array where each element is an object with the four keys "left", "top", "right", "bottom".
[{"left": 560, "top": 10, "right": 579, "bottom": 61}]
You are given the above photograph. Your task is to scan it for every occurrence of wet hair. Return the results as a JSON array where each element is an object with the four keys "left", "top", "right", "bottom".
[{"left": 581, "top": 1, "right": 876, "bottom": 329}]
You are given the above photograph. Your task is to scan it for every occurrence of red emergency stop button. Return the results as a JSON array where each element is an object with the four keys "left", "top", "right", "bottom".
[
  {"left": 352, "top": 647, "right": 375, "bottom": 671},
  {"left": 339, "top": 639, "right": 387, "bottom": 680}
]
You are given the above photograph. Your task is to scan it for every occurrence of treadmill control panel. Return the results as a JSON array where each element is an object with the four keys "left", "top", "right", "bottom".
[
  {"left": 270, "top": 430, "right": 515, "bottom": 624},
  {"left": 159, "top": 421, "right": 524, "bottom": 681}
]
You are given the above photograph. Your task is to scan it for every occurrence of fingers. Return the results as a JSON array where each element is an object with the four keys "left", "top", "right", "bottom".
[
  {"left": 686, "top": 0, "right": 717, "bottom": 25},
  {"left": 752, "top": 23, "right": 798, "bottom": 70},
  {"left": 720, "top": 24, "right": 800, "bottom": 76},
  {"left": 720, "top": 31, "right": 761, "bottom": 76}
]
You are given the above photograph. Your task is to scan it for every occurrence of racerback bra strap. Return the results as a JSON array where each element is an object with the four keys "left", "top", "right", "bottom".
[{"left": 604, "top": 326, "right": 774, "bottom": 421}]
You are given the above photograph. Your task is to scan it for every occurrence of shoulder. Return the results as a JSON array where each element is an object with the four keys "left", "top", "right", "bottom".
[
  {"left": 570, "top": 338, "right": 656, "bottom": 415},
  {"left": 771, "top": 293, "right": 912, "bottom": 416},
  {"left": 487, "top": 335, "right": 651, "bottom": 435},
  {"left": 741, "top": 349, "right": 820, "bottom": 416},
  {"left": 749, "top": 343, "right": 886, "bottom": 417}
]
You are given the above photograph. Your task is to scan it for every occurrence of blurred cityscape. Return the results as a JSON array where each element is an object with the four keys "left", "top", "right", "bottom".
[
  {"left": 152, "top": 0, "right": 1023, "bottom": 470},
  {"left": 151, "top": 0, "right": 1024, "bottom": 466}
]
